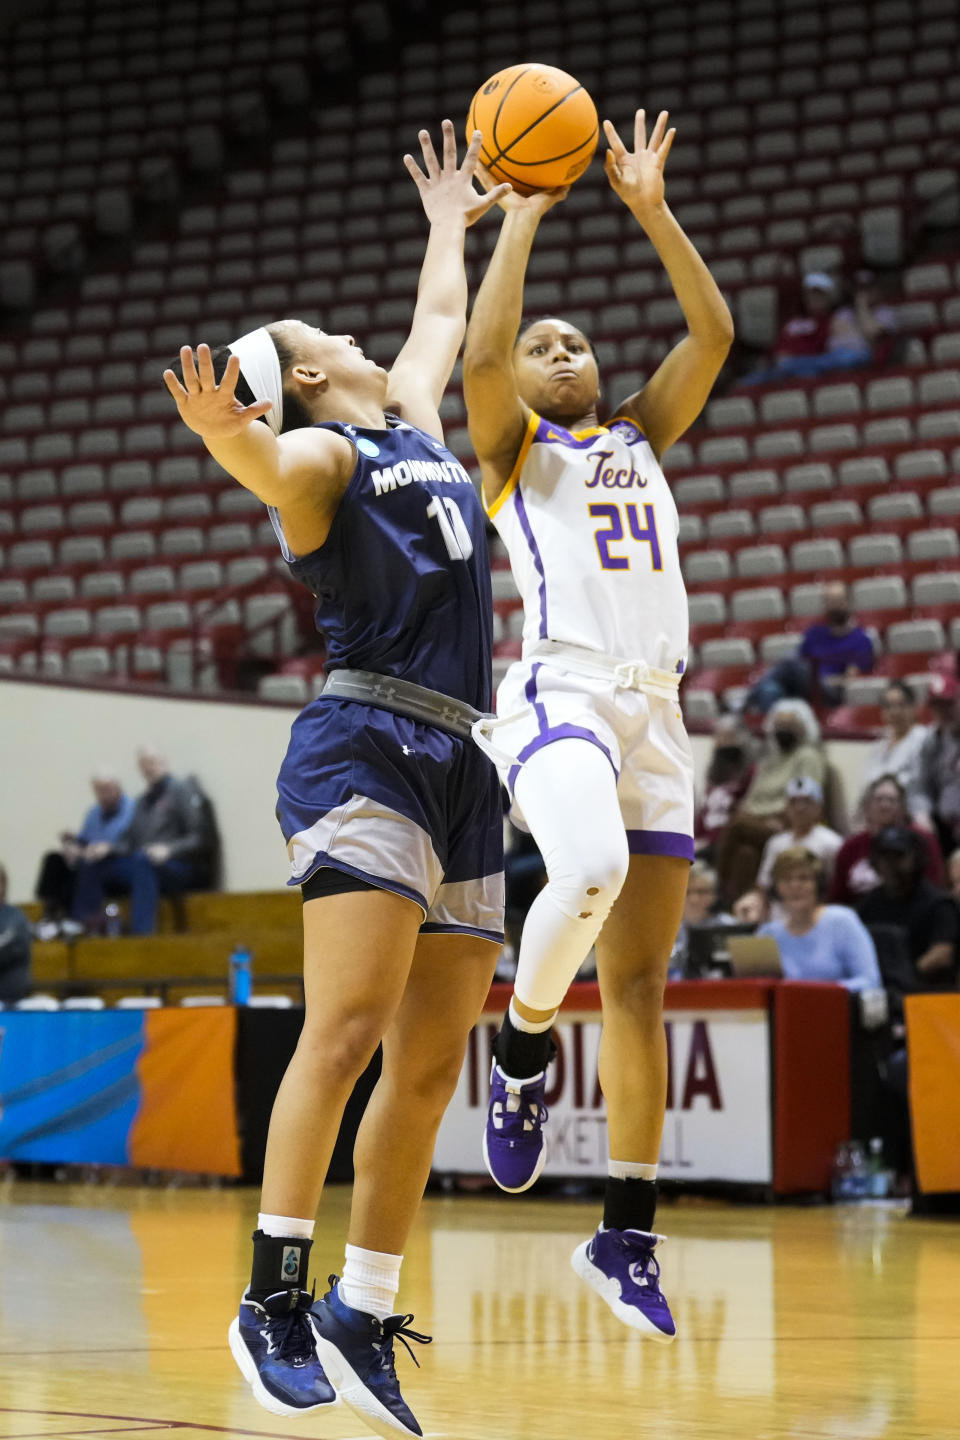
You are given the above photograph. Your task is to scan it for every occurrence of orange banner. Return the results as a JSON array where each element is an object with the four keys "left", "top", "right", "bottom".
[
  {"left": 905, "top": 994, "right": 960, "bottom": 1194},
  {"left": 130, "top": 1009, "right": 241, "bottom": 1177}
]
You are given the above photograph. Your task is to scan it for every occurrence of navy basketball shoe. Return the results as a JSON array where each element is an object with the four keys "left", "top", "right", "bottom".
[
  {"left": 310, "top": 1276, "right": 431, "bottom": 1438},
  {"left": 482, "top": 1061, "right": 549, "bottom": 1192},
  {"left": 228, "top": 1288, "right": 337, "bottom": 1416},
  {"left": 571, "top": 1228, "right": 677, "bottom": 1343}
]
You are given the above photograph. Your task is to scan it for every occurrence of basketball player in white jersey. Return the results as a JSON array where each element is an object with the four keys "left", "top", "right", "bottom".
[{"left": 463, "top": 110, "right": 733, "bottom": 1340}]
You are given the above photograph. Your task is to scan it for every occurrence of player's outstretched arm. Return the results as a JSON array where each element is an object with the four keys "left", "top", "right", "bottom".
[
  {"left": 604, "top": 109, "right": 734, "bottom": 459},
  {"left": 163, "top": 344, "right": 352, "bottom": 505},
  {"left": 387, "top": 121, "right": 510, "bottom": 439},
  {"left": 463, "top": 177, "right": 567, "bottom": 506}
]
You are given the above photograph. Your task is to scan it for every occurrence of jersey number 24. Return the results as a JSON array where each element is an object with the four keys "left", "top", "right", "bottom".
[{"left": 589, "top": 502, "right": 662, "bottom": 572}]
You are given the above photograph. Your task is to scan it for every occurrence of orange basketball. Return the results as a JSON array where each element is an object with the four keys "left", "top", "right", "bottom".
[{"left": 467, "top": 63, "right": 598, "bottom": 197}]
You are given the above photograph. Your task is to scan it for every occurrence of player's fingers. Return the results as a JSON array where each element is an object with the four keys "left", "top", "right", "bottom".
[
  {"left": 196, "top": 342, "right": 217, "bottom": 388},
  {"left": 461, "top": 129, "right": 484, "bottom": 176},
  {"left": 604, "top": 148, "right": 623, "bottom": 181},
  {"left": 469, "top": 182, "right": 511, "bottom": 218},
  {"left": 440, "top": 117, "right": 457, "bottom": 172},
  {"left": 162, "top": 369, "right": 188, "bottom": 402},
  {"left": 650, "top": 110, "right": 669, "bottom": 151},
  {"left": 403, "top": 153, "right": 427, "bottom": 189},
  {"left": 659, "top": 126, "right": 677, "bottom": 165},
  {"left": 634, "top": 107, "right": 647, "bottom": 153},
  {"left": 417, "top": 127, "right": 441, "bottom": 180},
  {"left": 221, "top": 352, "right": 242, "bottom": 394},
  {"left": 603, "top": 118, "right": 628, "bottom": 158},
  {"left": 179, "top": 345, "right": 200, "bottom": 393},
  {"left": 243, "top": 400, "right": 275, "bottom": 422}
]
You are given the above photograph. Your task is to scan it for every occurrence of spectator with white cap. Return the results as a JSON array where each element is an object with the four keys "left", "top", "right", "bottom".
[
  {"left": 740, "top": 269, "right": 889, "bottom": 384},
  {"left": 755, "top": 774, "right": 843, "bottom": 894}
]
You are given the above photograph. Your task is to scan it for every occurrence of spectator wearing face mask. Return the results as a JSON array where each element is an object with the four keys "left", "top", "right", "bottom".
[
  {"left": 715, "top": 699, "right": 825, "bottom": 903},
  {"left": 694, "top": 716, "right": 755, "bottom": 861},
  {"left": 743, "top": 581, "right": 873, "bottom": 714}
]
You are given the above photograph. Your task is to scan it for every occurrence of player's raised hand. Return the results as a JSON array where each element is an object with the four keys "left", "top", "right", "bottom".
[
  {"left": 603, "top": 109, "right": 675, "bottom": 215},
  {"left": 474, "top": 161, "right": 569, "bottom": 219},
  {"left": 162, "top": 345, "right": 275, "bottom": 439},
  {"left": 403, "top": 120, "right": 512, "bottom": 228}
]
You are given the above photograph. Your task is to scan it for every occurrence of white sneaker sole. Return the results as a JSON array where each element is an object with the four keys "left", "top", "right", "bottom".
[
  {"left": 313, "top": 1332, "right": 421, "bottom": 1438},
  {"left": 227, "top": 1317, "right": 338, "bottom": 1416},
  {"left": 481, "top": 1128, "right": 548, "bottom": 1193},
  {"left": 570, "top": 1242, "right": 676, "bottom": 1344}
]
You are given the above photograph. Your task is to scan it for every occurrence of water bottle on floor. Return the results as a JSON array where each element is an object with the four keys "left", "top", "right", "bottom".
[{"left": 228, "top": 946, "right": 253, "bottom": 1005}]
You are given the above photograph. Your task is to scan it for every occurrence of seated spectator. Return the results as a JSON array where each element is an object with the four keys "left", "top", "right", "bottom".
[
  {"left": 743, "top": 581, "right": 873, "bottom": 714},
  {"left": 71, "top": 747, "right": 218, "bottom": 935},
  {"left": 915, "top": 672, "right": 960, "bottom": 859},
  {"left": 716, "top": 699, "right": 825, "bottom": 903},
  {"left": 838, "top": 269, "right": 899, "bottom": 368},
  {"left": 856, "top": 826, "right": 959, "bottom": 1003},
  {"left": 34, "top": 770, "right": 135, "bottom": 937},
  {"left": 758, "top": 847, "right": 881, "bottom": 991},
  {"left": 669, "top": 861, "right": 736, "bottom": 976},
  {"left": 857, "top": 680, "right": 929, "bottom": 820},
  {"left": 830, "top": 775, "right": 943, "bottom": 906},
  {"left": 741, "top": 269, "right": 886, "bottom": 386},
  {"left": 0, "top": 863, "right": 32, "bottom": 1003},
  {"left": 755, "top": 775, "right": 844, "bottom": 893},
  {"left": 694, "top": 716, "right": 755, "bottom": 861}
]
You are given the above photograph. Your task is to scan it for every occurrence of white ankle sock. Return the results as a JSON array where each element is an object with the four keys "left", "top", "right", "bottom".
[
  {"left": 258, "top": 1212, "right": 315, "bottom": 1239},
  {"left": 340, "top": 1243, "right": 403, "bottom": 1321},
  {"left": 608, "top": 1160, "right": 659, "bottom": 1181}
]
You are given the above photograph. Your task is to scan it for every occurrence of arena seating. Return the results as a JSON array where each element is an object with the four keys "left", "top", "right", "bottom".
[
  {"left": 21, "top": 889, "right": 305, "bottom": 1005},
  {"left": 1, "top": 0, "right": 959, "bottom": 719}
]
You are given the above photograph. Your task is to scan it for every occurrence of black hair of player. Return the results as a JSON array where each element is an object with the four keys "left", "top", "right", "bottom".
[
  {"left": 167, "top": 327, "right": 314, "bottom": 433},
  {"left": 514, "top": 314, "right": 596, "bottom": 353}
]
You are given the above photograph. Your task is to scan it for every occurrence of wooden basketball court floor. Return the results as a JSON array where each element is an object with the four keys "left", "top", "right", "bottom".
[{"left": 2, "top": 1179, "right": 958, "bottom": 1440}]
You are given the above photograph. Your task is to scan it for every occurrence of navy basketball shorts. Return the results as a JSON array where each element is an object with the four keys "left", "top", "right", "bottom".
[{"left": 276, "top": 698, "right": 505, "bottom": 943}]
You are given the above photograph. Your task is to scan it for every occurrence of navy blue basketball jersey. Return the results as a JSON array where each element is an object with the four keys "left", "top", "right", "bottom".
[{"left": 269, "top": 418, "right": 494, "bottom": 712}]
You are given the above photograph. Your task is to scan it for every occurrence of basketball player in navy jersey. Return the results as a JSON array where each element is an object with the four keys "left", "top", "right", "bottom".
[
  {"left": 463, "top": 110, "right": 733, "bottom": 1341},
  {"left": 164, "top": 124, "right": 510, "bottom": 1438}
]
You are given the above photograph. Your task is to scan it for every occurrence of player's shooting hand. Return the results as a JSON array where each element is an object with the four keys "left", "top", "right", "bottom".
[
  {"left": 474, "top": 162, "right": 569, "bottom": 218},
  {"left": 163, "top": 345, "right": 275, "bottom": 440},
  {"left": 403, "top": 120, "right": 512, "bottom": 228},
  {"left": 603, "top": 109, "right": 675, "bottom": 217}
]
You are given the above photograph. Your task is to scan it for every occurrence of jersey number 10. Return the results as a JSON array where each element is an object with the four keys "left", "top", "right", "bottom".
[
  {"left": 589, "top": 502, "right": 663, "bottom": 572},
  {"left": 427, "top": 495, "right": 474, "bottom": 561}
]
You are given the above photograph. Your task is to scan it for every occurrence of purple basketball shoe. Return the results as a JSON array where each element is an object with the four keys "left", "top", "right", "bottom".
[
  {"left": 571, "top": 1227, "right": 677, "bottom": 1342},
  {"left": 482, "top": 1061, "right": 549, "bottom": 1193}
]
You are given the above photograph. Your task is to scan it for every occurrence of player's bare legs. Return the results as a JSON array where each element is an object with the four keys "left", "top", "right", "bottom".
[
  {"left": 230, "top": 887, "right": 422, "bottom": 1419},
  {"left": 260, "top": 888, "right": 423, "bottom": 1218},
  {"left": 571, "top": 853, "right": 688, "bottom": 1342},
  {"left": 349, "top": 931, "right": 500, "bottom": 1252},
  {"left": 594, "top": 853, "right": 688, "bottom": 1161},
  {"left": 310, "top": 928, "right": 499, "bottom": 1438}
]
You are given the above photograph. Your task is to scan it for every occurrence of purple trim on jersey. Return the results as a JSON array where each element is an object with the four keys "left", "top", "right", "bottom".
[
  {"left": 507, "top": 723, "right": 618, "bottom": 796},
  {"left": 513, "top": 485, "right": 548, "bottom": 639},
  {"left": 626, "top": 830, "right": 695, "bottom": 862},
  {"left": 524, "top": 661, "right": 549, "bottom": 733},
  {"left": 291, "top": 853, "right": 429, "bottom": 917},
  {"left": 420, "top": 922, "right": 505, "bottom": 942},
  {"left": 536, "top": 417, "right": 603, "bottom": 450}
]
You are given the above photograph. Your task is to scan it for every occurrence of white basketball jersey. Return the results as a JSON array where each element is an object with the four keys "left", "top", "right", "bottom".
[{"left": 487, "top": 411, "right": 688, "bottom": 673}]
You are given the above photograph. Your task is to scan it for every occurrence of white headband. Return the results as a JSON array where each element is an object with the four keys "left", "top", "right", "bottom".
[{"left": 229, "top": 326, "right": 283, "bottom": 436}]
